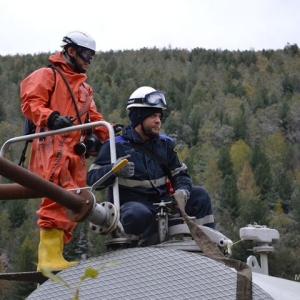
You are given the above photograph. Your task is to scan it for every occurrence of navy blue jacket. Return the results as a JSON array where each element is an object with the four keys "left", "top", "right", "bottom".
[{"left": 87, "top": 125, "right": 192, "bottom": 205}]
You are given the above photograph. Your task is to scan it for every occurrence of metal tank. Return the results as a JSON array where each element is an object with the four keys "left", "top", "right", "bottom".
[{"left": 26, "top": 247, "right": 274, "bottom": 300}]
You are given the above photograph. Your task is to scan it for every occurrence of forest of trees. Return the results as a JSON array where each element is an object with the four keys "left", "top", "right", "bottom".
[{"left": 1, "top": 43, "right": 300, "bottom": 298}]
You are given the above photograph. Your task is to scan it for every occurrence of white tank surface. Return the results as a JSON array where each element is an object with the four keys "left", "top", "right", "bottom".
[
  {"left": 27, "top": 247, "right": 276, "bottom": 300},
  {"left": 252, "top": 272, "right": 300, "bottom": 300}
]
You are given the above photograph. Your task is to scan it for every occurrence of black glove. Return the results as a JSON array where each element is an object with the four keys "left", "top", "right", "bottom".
[
  {"left": 47, "top": 111, "right": 73, "bottom": 130},
  {"left": 113, "top": 124, "right": 125, "bottom": 136}
]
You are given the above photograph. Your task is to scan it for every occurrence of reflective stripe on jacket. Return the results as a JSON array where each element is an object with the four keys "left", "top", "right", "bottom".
[{"left": 87, "top": 125, "right": 192, "bottom": 205}]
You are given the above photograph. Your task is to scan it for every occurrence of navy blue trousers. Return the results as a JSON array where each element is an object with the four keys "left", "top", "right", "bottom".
[{"left": 120, "top": 186, "right": 215, "bottom": 237}]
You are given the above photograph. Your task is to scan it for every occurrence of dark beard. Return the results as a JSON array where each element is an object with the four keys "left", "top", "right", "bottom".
[
  {"left": 69, "top": 56, "right": 86, "bottom": 73},
  {"left": 74, "top": 63, "right": 86, "bottom": 73},
  {"left": 141, "top": 123, "right": 159, "bottom": 139}
]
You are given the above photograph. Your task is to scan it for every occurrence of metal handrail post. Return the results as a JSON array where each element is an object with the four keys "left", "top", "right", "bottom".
[{"left": 0, "top": 121, "right": 120, "bottom": 209}]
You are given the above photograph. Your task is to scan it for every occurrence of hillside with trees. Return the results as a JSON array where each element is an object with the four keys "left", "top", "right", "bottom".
[{"left": 1, "top": 44, "right": 300, "bottom": 298}]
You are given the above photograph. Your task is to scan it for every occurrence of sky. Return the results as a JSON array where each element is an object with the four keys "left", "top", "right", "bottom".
[{"left": 1, "top": 0, "right": 300, "bottom": 55}]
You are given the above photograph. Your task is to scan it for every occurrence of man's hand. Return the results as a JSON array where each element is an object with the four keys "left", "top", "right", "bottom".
[
  {"left": 114, "top": 157, "right": 135, "bottom": 178},
  {"left": 47, "top": 111, "right": 73, "bottom": 130},
  {"left": 174, "top": 189, "right": 189, "bottom": 203},
  {"left": 171, "top": 189, "right": 189, "bottom": 211}
]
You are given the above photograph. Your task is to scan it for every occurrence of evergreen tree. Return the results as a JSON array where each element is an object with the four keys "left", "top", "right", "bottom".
[
  {"left": 250, "top": 144, "right": 272, "bottom": 200},
  {"left": 275, "top": 171, "right": 293, "bottom": 213},
  {"left": 220, "top": 175, "right": 240, "bottom": 220},
  {"left": 218, "top": 175, "right": 240, "bottom": 240},
  {"left": 233, "top": 103, "right": 247, "bottom": 141},
  {"left": 217, "top": 146, "right": 233, "bottom": 178},
  {"left": 0, "top": 100, "right": 5, "bottom": 122},
  {"left": 291, "top": 187, "right": 300, "bottom": 230},
  {"left": 6, "top": 200, "right": 28, "bottom": 228},
  {"left": 12, "top": 236, "right": 37, "bottom": 299}
]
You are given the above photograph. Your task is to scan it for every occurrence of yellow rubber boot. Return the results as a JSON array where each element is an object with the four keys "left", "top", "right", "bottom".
[{"left": 37, "top": 228, "right": 78, "bottom": 271}]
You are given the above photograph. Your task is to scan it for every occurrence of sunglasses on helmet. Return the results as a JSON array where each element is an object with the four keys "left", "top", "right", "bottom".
[{"left": 127, "top": 91, "right": 167, "bottom": 107}]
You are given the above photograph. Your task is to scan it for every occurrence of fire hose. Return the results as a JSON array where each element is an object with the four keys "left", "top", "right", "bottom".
[{"left": 172, "top": 192, "right": 252, "bottom": 300}]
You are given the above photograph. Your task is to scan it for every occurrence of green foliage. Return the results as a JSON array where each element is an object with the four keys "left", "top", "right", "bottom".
[
  {"left": 250, "top": 143, "right": 272, "bottom": 200},
  {"left": 284, "top": 43, "right": 299, "bottom": 57},
  {"left": 275, "top": 171, "right": 293, "bottom": 213},
  {"left": 217, "top": 146, "right": 233, "bottom": 178},
  {"left": 291, "top": 188, "right": 300, "bottom": 229},
  {"left": 237, "top": 50, "right": 258, "bottom": 67},
  {"left": 230, "top": 140, "right": 252, "bottom": 175},
  {"left": 268, "top": 200, "right": 300, "bottom": 280},
  {"left": 0, "top": 100, "right": 5, "bottom": 122},
  {"left": 0, "top": 46, "right": 300, "bottom": 297},
  {"left": 237, "top": 161, "right": 269, "bottom": 225},
  {"left": 0, "top": 256, "right": 12, "bottom": 299},
  {"left": 6, "top": 200, "right": 28, "bottom": 228},
  {"left": 12, "top": 236, "right": 37, "bottom": 299},
  {"left": 232, "top": 103, "right": 248, "bottom": 140},
  {"left": 219, "top": 175, "right": 240, "bottom": 221}
]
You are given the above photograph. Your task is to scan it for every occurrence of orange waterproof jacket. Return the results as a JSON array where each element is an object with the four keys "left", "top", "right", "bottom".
[{"left": 20, "top": 52, "right": 109, "bottom": 242}]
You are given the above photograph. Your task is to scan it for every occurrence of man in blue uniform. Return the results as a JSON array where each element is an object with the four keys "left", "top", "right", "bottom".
[{"left": 87, "top": 86, "right": 214, "bottom": 238}]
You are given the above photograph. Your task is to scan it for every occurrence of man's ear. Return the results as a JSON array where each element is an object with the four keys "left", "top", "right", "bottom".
[{"left": 67, "top": 46, "right": 76, "bottom": 58}]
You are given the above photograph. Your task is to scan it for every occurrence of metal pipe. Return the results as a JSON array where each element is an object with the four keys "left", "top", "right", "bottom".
[
  {"left": 0, "top": 183, "right": 43, "bottom": 199},
  {"left": 260, "top": 253, "right": 269, "bottom": 275},
  {"left": 0, "top": 157, "right": 117, "bottom": 228},
  {"left": 0, "top": 121, "right": 121, "bottom": 209},
  {"left": 0, "top": 156, "right": 90, "bottom": 213}
]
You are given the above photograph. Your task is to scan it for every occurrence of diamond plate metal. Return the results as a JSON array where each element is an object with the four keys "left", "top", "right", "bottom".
[{"left": 27, "top": 248, "right": 274, "bottom": 300}]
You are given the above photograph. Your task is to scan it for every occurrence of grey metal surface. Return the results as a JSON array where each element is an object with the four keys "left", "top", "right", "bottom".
[{"left": 27, "top": 248, "right": 274, "bottom": 300}]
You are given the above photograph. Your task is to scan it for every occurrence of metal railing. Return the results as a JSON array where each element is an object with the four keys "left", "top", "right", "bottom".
[{"left": 0, "top": 121, "right": 121, "bottom": 209}]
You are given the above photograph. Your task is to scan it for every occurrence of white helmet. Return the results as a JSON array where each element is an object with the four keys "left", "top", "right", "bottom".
[
  {"left": 61, "top": 31, "right": 96, "bottom": 52},
  {"left": 126, "top": 86, "right": 167, "bottom": 110}
]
